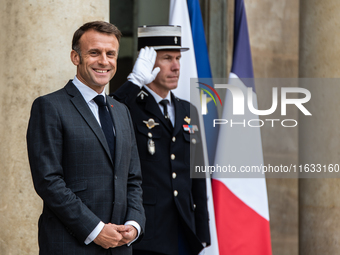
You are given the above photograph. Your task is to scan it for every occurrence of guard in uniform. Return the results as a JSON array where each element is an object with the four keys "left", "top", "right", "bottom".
[{"left": 112, "top": 25, "right": 210, "bottom": 255}]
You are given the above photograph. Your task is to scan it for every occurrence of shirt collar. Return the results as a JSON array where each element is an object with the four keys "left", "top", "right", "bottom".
[
  {"left": 143, "top": 85, "right": 172, "bottom": 106},
  {"left": 72, "top": 75, "right": 106, "bottom": 103}
]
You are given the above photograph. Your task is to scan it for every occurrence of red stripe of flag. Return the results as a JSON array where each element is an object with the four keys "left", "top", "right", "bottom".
[{"left": 212, "top": 179, "right": 272, "bottom": 255}]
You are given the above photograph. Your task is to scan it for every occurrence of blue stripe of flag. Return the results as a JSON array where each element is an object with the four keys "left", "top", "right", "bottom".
[
  {"left": 187, "top": 0, "right": 219, "bottom": 165},
  {"left": 231, "top": 0, "right": 255, "bottom": 90}
]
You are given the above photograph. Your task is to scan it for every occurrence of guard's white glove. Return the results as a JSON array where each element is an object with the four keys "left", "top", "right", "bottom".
[{"left": 127, "top": 46, "right": 161, "bottom": 88}]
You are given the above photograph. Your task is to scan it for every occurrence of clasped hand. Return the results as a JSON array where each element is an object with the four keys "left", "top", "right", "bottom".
[{"left": 94, "top": 223, "right": 137, "bottom": 249}]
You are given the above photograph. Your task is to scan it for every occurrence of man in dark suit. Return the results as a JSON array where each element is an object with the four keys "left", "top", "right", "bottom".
[
  {"left": 113, "top": 25, "right": 210, "bottom": 255},
  {"left": 27, "top": 21, "right": 145, "bottom": 255}
]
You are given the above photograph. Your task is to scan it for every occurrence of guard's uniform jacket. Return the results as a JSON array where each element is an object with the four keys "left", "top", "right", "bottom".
[{"left": 112, "top": 81, "right": 210, "bottom": 255}]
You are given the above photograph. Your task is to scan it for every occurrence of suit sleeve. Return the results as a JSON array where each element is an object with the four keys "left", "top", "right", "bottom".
[
  {"left": 122, "top": 103, "right": 146, "bottom": 242},
  {"left": 26, "top": 96, "right": 101, "bottom": 243}
]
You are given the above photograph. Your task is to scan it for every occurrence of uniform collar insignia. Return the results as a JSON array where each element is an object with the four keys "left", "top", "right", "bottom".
[{"left": 137, "top": 90, "right": 148, "bottom": 100}]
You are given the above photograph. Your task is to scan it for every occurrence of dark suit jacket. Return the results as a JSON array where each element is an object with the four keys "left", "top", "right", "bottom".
[
  {"left": 27, "top": 81, "right": 145, "bottom": 255},
  {"left": 113, "top": 82, "right": 210, "bottom": 255}
]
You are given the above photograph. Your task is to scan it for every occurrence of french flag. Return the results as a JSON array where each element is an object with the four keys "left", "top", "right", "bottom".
[
  {"left": 169, "top": 0, "right": 219, "bottom": 254},
  {"left": 212, "top": 0, "right": 272, "bottom": 254}
]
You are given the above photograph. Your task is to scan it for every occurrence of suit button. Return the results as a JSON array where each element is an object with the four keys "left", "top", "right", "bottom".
[
  {"left": 172, "top": 172, "right": 177, "bottom": 179},
  {"left": 193, "top": 204, "right": 196, "bottom": 209},
  {"left": 174, "top": 190, "right": 178, "bottom": 197},
  {"left": 171, "top": 154, "right": 175, "bottom": 160},
  {"left": 172, "top": 137, "right": 176, "bottom": 142},
  {"left": 114, "top": 175, "right": 118, "bottom": 180},
  {"left": 192, "top": 138, "right": 196, "bottom": 144}
]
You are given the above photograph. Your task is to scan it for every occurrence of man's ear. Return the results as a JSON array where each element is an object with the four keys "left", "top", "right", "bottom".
[{"left": 70, "top": 50, "right": 80, "bottom": 66}]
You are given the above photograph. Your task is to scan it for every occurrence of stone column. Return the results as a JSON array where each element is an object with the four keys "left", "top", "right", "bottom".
[
  {"left": 245, "top": 0, "right": 299, "bottom": 254},
  {"left": 0, "top": 1, "right": 109, "bottom": 254},
  {"left": 299, "top": 0, "right": 340, "bottom": 254}
]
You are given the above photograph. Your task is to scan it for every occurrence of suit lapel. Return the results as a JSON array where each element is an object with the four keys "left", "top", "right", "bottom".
[
  {"left": 65, "top": 81, "right": 113, "bottom": 164},
  {"left": 173, "top": 93, "right": 188, "bottom": 136},
  {"left": 107, "top": 96, "right": 122, "bottom": 169}
]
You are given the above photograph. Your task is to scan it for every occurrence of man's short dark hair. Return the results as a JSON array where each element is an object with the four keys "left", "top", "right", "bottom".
[{"left": 72, "top": 21, "right": 122, "bottom": 58}]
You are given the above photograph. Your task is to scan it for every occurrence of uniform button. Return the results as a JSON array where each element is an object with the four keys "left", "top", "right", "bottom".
[
  {"left": 174, "top": 190, "right": 178, "bottom": 197},
  {"left": 148, "top": 132, "right": 152, "bottom": 138},
  {"left": 171, "top": 154, "right": 175, "bottom": 160},
  {"left": 172, "top": 172, "right": 177, "bottom": 179},
  {"left": 192, "top": 138, "right": 196, "bottom": 144},
  {"left": 193, "top": 204, "right": 196, "bottom": 209},
  {"left": 172, "top": 136, "right": 176, "bottom": 142},
  {"left": 114, "top": 175, "right": 118, "bottom": 180}
]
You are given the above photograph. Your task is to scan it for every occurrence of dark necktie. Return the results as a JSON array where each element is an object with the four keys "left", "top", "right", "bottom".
[
  {"left": 93, "top": 95, "right": 115, "bottom": 161},
  {"left": 159, "top": 99, "right": 173, "bottom": 127}
]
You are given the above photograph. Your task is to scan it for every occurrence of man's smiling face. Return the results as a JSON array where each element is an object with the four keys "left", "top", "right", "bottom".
[{"left": 71, "top": 29, "right": 119, "bottom": 93}]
